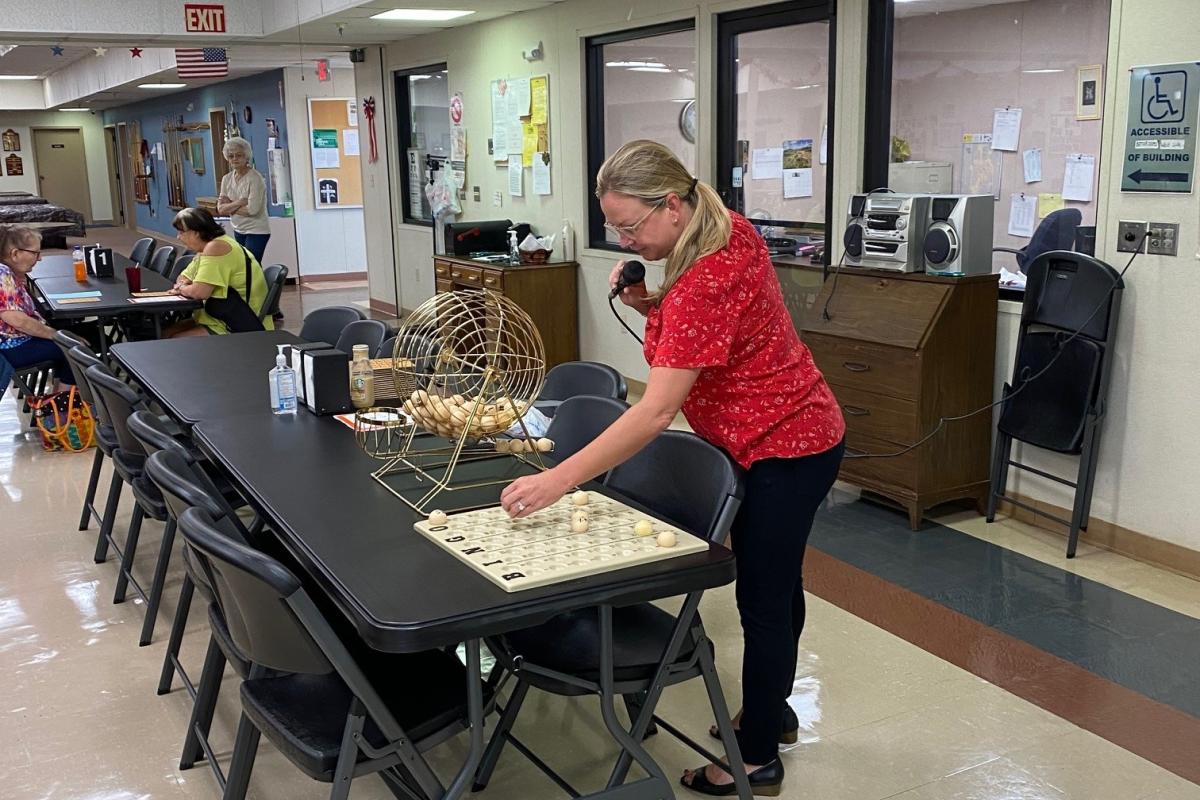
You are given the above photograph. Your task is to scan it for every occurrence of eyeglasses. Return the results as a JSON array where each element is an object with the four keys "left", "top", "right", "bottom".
[
  {"left": 604, "top": 199, "right": 665, "bottom": 239},
  {"left": 16, "top": 248, "right": 41, "bottom": 257}
]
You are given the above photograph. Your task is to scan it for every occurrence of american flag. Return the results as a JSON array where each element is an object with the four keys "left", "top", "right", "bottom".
[{"left": 175, "top": 47, "right": 228, "bottom": 79}]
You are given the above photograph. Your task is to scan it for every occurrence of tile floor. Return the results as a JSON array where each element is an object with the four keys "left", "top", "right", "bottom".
[{"left": 2, "top": 385, "right": 1198, "bottom": 799}]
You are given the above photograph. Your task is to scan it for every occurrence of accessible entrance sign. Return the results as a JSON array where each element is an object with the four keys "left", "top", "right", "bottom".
[{"left": 1122, "top": 62, "right": 1200, "bottom": 193}]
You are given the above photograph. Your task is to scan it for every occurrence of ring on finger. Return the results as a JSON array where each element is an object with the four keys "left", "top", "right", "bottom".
[{"left": 516, "top": 502, "right": 526, "bottom": 512}]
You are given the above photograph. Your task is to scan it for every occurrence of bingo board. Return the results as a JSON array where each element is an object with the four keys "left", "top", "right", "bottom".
[{"left": 412, "top": 493, "right": 708, "bottom": 592}]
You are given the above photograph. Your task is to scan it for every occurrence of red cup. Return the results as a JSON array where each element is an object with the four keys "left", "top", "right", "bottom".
[{"left": 125, "top": 266, "right": 142, "bottom": 294}]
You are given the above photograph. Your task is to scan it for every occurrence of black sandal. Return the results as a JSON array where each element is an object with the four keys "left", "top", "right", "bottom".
[
  {"left": 709, "top": 704, "right": 799, "bottom": 745},
  {"left": 680, "top": 758, "right": 784, "bottom": 797}
]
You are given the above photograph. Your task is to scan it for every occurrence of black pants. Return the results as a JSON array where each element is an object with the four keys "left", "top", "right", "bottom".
[{"left": 731, "top": 440, "right": 844, "bottom": 765}]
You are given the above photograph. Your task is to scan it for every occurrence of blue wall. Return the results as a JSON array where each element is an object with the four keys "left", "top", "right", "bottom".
[{"left": 104, "top": 70, "right": 289, "bottom": 237}]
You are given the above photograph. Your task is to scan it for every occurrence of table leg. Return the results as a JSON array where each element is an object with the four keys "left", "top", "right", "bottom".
[
  {"left": 441, "top": 637, "right": 485, "bottom": 800},
  {"left": 97, "top": 322, "right": 109, "bottom": 360},
  {"left": 154, "top": 315, "right": 162, "bottom": 340}
]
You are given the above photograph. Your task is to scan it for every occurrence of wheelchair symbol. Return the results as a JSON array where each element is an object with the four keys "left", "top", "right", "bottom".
[{"left": 1142, "top": 71, "right": 1186, "bottom": 124}]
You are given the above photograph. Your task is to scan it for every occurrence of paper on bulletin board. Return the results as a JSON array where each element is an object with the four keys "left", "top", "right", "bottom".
[
  {"left": 348, "top": 100, "right": 358, "bottom": 127},
  {"left": 522, "top": 122, "right": 538, "bottom": 167},
  {"left": 508, "top": 159, "right": 523, "bottom": 197},
  {"left": 1062, "top": 154, "right": 1095, "bottom": 201},
  {"left": 531, "top": 76, "right": 548, "bottom": 125},
  {"left": 491, "top": 80, "right": 508, "bottom": 161},
  {"left": 312, "top": 146, "right": 340, "bottom": 169},
  {"left": 533, "top": 153, "right": 551, "bottom": 195},
  {"left": 1008, "top": 193, "right": 1037, "bottom": 237},
  {"left": 342, "top": 130, "right": 360, "bottom": 156},
  {"left": 991, "top": 108, "right": 1022, "bottom": 152},
  {"left": 1038, "top": 192, "right": 1065, "bottom": 217},
  {"left": 1022, "top": 148, "right": 1042, "bottom": 183},
  {"left": 751, "top": 148, "right": 783, "bottom": 179},
  {"left": 508, "top": 78, "right": 531, "bottom": 118},
  {"left": 507, "top": 118, "right": 523, "bottom": 155},
  {"left": 268, "top": 148, "right": 291, "bottom": 206}
]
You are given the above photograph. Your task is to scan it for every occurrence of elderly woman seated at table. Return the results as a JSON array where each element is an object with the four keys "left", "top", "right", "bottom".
[
  {"left": 0, "top": 224, "right": 76, "bottom": 387},
  {"left": 166, "top": 207, "right": 273, "bottom": 337}
]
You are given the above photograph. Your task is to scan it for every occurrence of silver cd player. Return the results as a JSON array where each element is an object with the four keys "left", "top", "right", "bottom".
[{"left": 843, "top": 192, "right": 931, "bottom": 272}]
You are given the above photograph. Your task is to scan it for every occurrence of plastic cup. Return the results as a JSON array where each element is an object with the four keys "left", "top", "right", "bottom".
[{"left": 125, "top": 266, "right": 142, "bottom": 294}]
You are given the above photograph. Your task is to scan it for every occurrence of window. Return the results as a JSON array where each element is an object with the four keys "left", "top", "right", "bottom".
[
  {"left": 395, "top": 64, "right": 449, "bottom": 225},
  {"left": 585, "top": 21, "right": 697, "bottom": 250},
  {"left": 878, "top": 0, "right": 1111, "bottom": 294}
]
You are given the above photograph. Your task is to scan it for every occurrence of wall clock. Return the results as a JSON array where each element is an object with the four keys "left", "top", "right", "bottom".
[{"left": 679, "top": 99, "right": 697, "bottom": 144}]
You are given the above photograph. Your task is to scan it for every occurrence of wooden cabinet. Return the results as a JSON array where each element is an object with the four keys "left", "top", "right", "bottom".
[
  {"left": 432, "top": 255, "right": 579, "bottom": 368},
  {"left": 801, "top": 269, "right": 998, "bottom": 528}
]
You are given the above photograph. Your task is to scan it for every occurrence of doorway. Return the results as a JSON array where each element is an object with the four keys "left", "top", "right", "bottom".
[
  {"left": 103, "top": 126, "right": 124, "bottom": 226},
  {"left": 210, "top": 107, "right": 229, "bottom": 189},
  {"left": 32, "top": 128, "right": 93, "bottom": 223},
  {"left": 116, "top": 124, "right": 136, "bottom": 230}
]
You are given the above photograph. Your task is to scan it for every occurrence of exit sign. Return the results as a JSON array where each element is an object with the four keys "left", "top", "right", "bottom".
[{"left": 184, "top": 3, "right": 226, "bottom": 32}]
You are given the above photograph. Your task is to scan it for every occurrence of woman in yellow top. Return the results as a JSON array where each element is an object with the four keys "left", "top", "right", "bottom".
[{"left": 166, "top": 207, "right": 273, "bottom": 337}]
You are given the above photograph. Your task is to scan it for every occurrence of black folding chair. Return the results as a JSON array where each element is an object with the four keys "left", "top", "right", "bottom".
[
  {"left": 176, "top": 505, "right": 488, "bottom": 800},
  {"left": 541, "top": 395, "right": 630, "bottom": 474},
  {"left": 536, "top": 361, "right": 629, "bottom": 418},
  {"left": 473, "top": 430, "right": 750, "bottom": 798},
  {"left": 55, "top": 335, "right": 115, "bottom": 530},
  {"left": 259, "top": 264, "right": 289, "bottom": 322},
  {"left": 334, "top": 318, "right": 388, "bottom": 355},
  {"left": 299, "top": 305, "right": 365, "bottom": 346}
]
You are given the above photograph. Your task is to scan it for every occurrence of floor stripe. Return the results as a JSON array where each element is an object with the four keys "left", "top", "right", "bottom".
[{"left": 805, "top": 546, "right": 1200, "bottom": 784}]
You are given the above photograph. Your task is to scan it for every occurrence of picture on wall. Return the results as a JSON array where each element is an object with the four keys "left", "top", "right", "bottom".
[
  {"left": 5, "top": 154, "right": 23, "bottom": 176},
  {"left": 1077, "top": 64, "right": 1104, "bottom": 121},
  {"left": 2, "top": 129, "right": 19, "bottom": 152}
]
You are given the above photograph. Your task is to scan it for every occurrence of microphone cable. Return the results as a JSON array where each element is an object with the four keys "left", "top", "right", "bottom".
[
  {"left": 609, "top": 293, "right": 644, "bottom": 344},
  {"left": 844, "top": 237, "right": 1143, "bottom": 459}
]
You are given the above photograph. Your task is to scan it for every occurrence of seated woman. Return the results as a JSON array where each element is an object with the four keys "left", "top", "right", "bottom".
[
  {"left": 167, "top": 207, "right": 274, "bottom": 337},
  {"left": 0, "top": 225, "right": 76, "bottom": 387}
]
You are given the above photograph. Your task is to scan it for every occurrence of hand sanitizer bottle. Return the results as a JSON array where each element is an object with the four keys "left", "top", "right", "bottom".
[
  {"left": 509, "top": 230, "right": 521, "bottom": 265},
  {"left": 270, "top": 345, "right": 298, "bottom": 415}
]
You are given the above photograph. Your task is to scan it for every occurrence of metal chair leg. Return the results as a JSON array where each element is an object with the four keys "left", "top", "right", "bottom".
[
  {"left": 94, "top": 473, "right": 123, "bottom": 563},
  {"left": 1067, "top": 415, "right": 1102, "bottom": 559},
  {"left": 158, "top": 575, "right": 195, "bottom": 695},
  {"left": 113, "top": 505, "right": 145, "bottom": 603},
  {"left": 79, "top": 449, "right": 104, "bottom": 531},
  {"left": 471, "top": 678, "right": 531, "bottom": 791},
  {"left": 180, "top": 635, "right": 227, "bottom": 770},
  {"left": 330, "top": 703, "right": 368, "bottom": 800},
  {"left": 139, "top": 517, "right": 177, "bottom": 645},
  {"left": 986, "top": 430, "right": 1013, "bottom": 523},
  {"left": 221, "top": 713, "right": 262, "bottom": 800},
  {"left": 696, "top": 636, "right": 753, "bottom": 800}
]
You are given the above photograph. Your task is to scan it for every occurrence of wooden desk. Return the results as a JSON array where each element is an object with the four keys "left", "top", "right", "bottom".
[
  {"left": 433, "top": 255, "right": 579, "bottom": 368},
  {"left": 802, "top": 268, "right": 998, "bottom": 528}
]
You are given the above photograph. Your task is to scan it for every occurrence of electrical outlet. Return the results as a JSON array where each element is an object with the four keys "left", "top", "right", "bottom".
[
  {"left": 1147, "top": 221, "right": 1179, "bottom": 256},
  {"left": 1116, "top": 220, "right": 1147, "bottom": 253},
  {"left": 473, "top": 186, "right": 481, "bottom": 202}
]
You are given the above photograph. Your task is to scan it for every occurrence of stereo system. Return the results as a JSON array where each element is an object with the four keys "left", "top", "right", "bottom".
[{"left": 843, "top": 192, "right": 994, "bottom": 275}]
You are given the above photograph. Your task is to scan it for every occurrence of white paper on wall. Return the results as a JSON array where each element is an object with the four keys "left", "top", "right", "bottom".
[
  {"left": 1008, "top": 193, "right": 1037, "bottom": 237},
  {"left": 991, "top": 107, "right": 1022, "bottom": 151},
  {"left": 508, "top": 159, "right": 523, "bottom": 197},
  {"left": 1062, "top": 154, "right": 1095, "bottom": 202},
  {"left": 1022, "top": 148, "right": 1042, "bottom": 183},
  {"left": 751, "top": 148, "right": 783, "bottom": 179}
]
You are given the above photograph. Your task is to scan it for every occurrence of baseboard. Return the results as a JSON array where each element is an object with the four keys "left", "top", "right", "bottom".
[
  {"left": 302, "top": 271, "right": 368, "bottom": 282},
  {"left": 369, "top": 297, "right": 398, "bottom": 316},
  {"left": 998, "top": 494, "right": 1200, "bottom": 581}
]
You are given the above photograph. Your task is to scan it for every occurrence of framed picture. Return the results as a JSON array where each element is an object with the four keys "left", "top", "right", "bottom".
[
  {"left": 1077, "top": 64, "right": 1103, "bottom": 120},
  {"left": 189, "top": 138, "right": 206, "bottom": 174}
]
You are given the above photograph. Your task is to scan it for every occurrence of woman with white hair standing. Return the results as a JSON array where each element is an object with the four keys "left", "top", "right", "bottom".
[{"left": 217, "top": 136, "right": 271, "bottom": 268}]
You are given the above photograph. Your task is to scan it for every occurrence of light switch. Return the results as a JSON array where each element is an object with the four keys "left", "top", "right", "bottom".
[{"left": 1147, "top": 222, "right": 1179, "bottom": 257}]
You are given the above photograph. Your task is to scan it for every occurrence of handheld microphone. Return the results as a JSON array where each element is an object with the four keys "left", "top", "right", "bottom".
[{"left": 609, "top": 260, "right": 646, "bottom": 300}]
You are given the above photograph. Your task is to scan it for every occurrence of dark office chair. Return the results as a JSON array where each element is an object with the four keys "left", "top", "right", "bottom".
[
  {"left": 993, "top": 208, "right": 1083, "bottom": 274},
  {"left": 130, "top": 237, "right": 157, "bottom": 268},
  {"left": 168, "top": 253, "right": 194, "bottom": 283},
  {"left": 147, "top": 244, "right": 177, "bottom": 277},
  {"left": 299, "top": 305, "right": 365, "bottom": 346},
  {"left": 375, "top": 335, "right": 397, "bottom": 359},
  {"left": 542, "top": 395, "right": 630, "bottom": 469},
  {"left": 334, "top": 318, "right": 388, "bottom": 355},
  {"left": 987, "top": 251, "right": 1123, "bottom": 558},
  {"left": 536, "top": 361, "right": 628, "bottom": 417},
  {"left": 259, "top": 264, "right": 289, "bottom": 322},
  {"left": 85, "top": 365, "right": 175, "bottom": 612},
  {"left": 473, "top": 430, "right": 746, "bottom": 795},
  {"left": 176, "top": 505, "right": 486, "bottom": 800}
]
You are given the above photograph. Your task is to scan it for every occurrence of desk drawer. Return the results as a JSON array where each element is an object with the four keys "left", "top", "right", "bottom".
[
  {"left": 840, "top": 430, "right": 920, "bottom": 495},
  {"left": 435, "top": 278, "right": 453, "bottom": 294},
  {"left": 806, "top": 334, "right": 919, "bottom": 400},
  {"left": 449, "top": 264, "right": 483, "bottom": 288},
  {"left": 831, "top": 384, "right": 917, "bottom": 445},
  {"left": 434, "top": 260, "right": 452, "bottom": 279},
  {"left": 482, "top": 269, "right": 504, "bottom": 291}
]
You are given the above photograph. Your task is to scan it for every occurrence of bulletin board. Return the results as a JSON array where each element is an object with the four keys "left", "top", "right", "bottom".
[{"left": 307, "top": 97, "right": 362, "bottom": 209}]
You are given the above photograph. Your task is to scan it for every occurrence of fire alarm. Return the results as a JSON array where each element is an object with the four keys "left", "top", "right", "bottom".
[{"left": 316, "top": 59, "right": 330, "bottom": 82}]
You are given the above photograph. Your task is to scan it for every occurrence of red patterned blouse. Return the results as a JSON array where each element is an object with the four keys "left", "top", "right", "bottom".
[
  {"left": 642, "top": 211, "right": 844, "bottom": 469},
  {"left": 0, "top": 263, "right": 42, "bottom": 348}
]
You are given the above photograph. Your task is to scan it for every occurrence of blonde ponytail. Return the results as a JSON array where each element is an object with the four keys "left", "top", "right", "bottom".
[{"left": 596, "top": 140, "right": 731, "bottom": 301}]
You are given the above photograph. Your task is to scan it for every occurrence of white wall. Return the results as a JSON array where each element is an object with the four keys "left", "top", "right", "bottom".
[
  {"left": 0, "top": 80, "right": 45, "bottom": 110},
  {"left": 282, "top": 66, "right": 368, "bottom": 277},
  {"left": 353, "top": 46, "right": 399, "bottom": 312},
  {"left": 996, "top": 0, "right": 1200, "bottom": 553},
  {"left": 0, "top": 111, "right": 113, "bottom": 221},
  {"left": 360, "top": 0, "right": 868, "bottom": 377}
]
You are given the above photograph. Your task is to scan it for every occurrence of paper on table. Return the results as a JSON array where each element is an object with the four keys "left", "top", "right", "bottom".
[
  {"left": 1038, "top": 192, "right": 1065, "bottom": 217},
  {"left": 783, "top": 169, "right": 813, "bottom": 199},
  {"left": 128, "top": 295, "right": 190, "bottom": 304},
  {"left": 1008, "top": 193, "right": 1038, "bottom": 237},
  {"left": 751, "top": 148, "right": 783, "bottom": 180},
  {"left": 342, "top": 130, "right": 360, "bottom": 156},
  {"left": 46, "top": 290, "right": 102, "bottom": 300},
  {"left": 57, "top": 297, "right": 101, "bottom": 305},
  {"left": 530, "top": 76, "right": 548, "bottom": 126},
  {"left": 1062, "top": 154, "right": 1095, "bottom": 202},
  {"left": 508, "top": 159, "right": 523, "bottom": 197},
  {"left": 991, "top": 108, "right": 1022, "bottom": 151},
  {"left": 1022, "top": 148, "right": 1042, "bottom": 183},
  {"left": 533, "top": 154, "right": 551, "bottom": 195}
]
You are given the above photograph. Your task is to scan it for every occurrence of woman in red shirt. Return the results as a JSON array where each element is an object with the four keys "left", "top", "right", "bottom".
[{"left": 501, "top": 140, "right": 844, "bottom": 795}]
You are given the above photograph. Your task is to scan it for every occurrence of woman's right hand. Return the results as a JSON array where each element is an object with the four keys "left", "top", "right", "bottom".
[{"left": 609, "top": 261, "right": 652, "bottom": 317}]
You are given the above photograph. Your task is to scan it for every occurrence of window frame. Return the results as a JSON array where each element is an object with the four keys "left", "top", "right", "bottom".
[
  {"left": 584, "top": 19, "right": 698, "bottom": 252},
  {"left": 394, "top": 62, "right": 448, "bottom": 227},
  {"left": 715, "top": 0, "right": 838, "bottom": 253}
]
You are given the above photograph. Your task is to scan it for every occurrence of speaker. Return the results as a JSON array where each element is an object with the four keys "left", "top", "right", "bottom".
[
  {"left": 922, "top": 194, "right": 994, "bottom": 276},
  {"left": 349, "top": 48, "right": 367, "bottom": 63}
]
